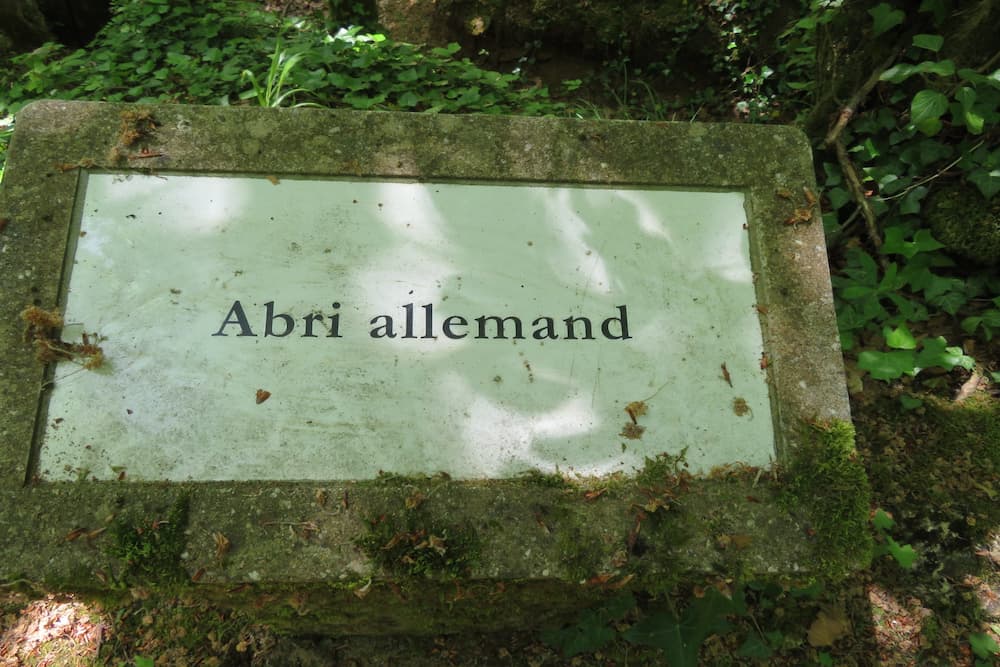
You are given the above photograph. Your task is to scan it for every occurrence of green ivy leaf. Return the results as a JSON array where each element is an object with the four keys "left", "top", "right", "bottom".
[
  {"left": 888, "top": 294, "right": 929, "bottom": 323},
  {"left": 899, "top": 186, "right": 928, "bottom": 215},
  {"left": 541, "top": 610, "right": 616, "bottom": 658},
  {"left": 430, "top": 43, "right": 461, "bottom": 57},
  {"left": 822, "top": 162, "right": 843, "bottom": 186},
  {"left": 923, "top": 59, "right": 955, "bottom": 77},
  {"left": 931, "top": 292, "right": 966, "bottom": 316},
  {"left": 955, "top": 86, "right": 977, "bottom": 110},
  {"left": 919, "top": 0, "right": 949, "bottom": 23},
  {"left": 603, "top": 592, "right": 637, "bottom": 620},
  {"left": 915, "top": 117, "right": 943, "bottom": 136},
  {"left": 790, "top": 581, "right": 825, "bottom": 599},
  {"left": 911, "top": 89, "right": 949, "bottom": 125},
  {"left": 857, "top": 349, "right": 915, "bottom": 380},
  {"left": 912, "top": 229, "right": 945, "bottom": 253},
  {"left": 881, "top": 64, "right": 916, "bottom": 83},
  {"left": 398, "top": 91, "right": 419, "bottom": 107},
  {"left": 878, "top": 261, "right": 902, "bottom": 291},
  {"left": 912, "top": 34, "right": 944, "bottom": 52},
  {"left": 899, "top": 394, "right": 923, "bottom": 410},
  {"left": 886, "top": 535, "right": 918, "bottom": 568},
  {"left": 872, "top": 508, "right": 895, "bottom": 531},
  {"left": 540, "top": 593, "right": 634, "bottom": 657},
  {"left": 924, "top": 276, "right": 968, "bottom": 314},
  {"left": 880, "top": 228, "right": 916, "bottom": 257},
  {"left": 737, "top": 634, "right": 774, "bottom": 658},
  {"left": 828, "top": 186, "right": 851, "bottom": 210},
  {"left": 164, "top": 52, "right": 192, "bottom": 67},
  {"left": 914, "top": 336, "right": 974, "bottom": 372},
  {"left": 968, "top": 168, "right": 1000, "bottom": 199},
  {"left": 869, "top": 3, "right": 905, "bottom": 35},
  {"left": 969, "top": 632, "right": 1000, "bottom": 659},
  {"left": 397, "top": 67, "right": 419, "bottom": 82},
  {"left": 963, "top": 109, "right": 985, "bottom": 135},
  {"left": 962, "top": 310, "right": 1000, "bottom": 340},
  {"left": 962, "top": 316, "right": 984, "bottom": 335},
  {"left": 918, "top": 139, "right": 952, "bottom": 165},
  {"left": 822, "top": 211, "right": 840, "bottom": 235},
  {"left": 953, "top": 86, "right": 985, "bottom": 134},
  {"left": 623, "top": 588, "right": 740, "bottom": 667},
  {"left": 885, "top": 324, "right": 917, "bottom": 349},
  {"left": 344, "top": 92, "right": 387, "bottom": 109}
]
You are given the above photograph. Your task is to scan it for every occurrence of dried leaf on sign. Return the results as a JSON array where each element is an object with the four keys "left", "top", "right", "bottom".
[
  {"left": 620, "top": 423, "right": 645, "bottom": 440},
  {"left": 212, "top": 532, "right": 231, "bottom": 559},
  {"left": 624, "top": 401, "right": 647, "bottom": 423}
]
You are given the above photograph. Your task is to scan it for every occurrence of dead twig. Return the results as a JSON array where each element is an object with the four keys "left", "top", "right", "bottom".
[
  {"left": 822, "top": 52, "right": 900, "bottom": 262},
  {"left": 879, "top": 142, "right": 984, "bottom": 202},
  {"left": 823, "top": 52, "right": 899, "bottom": 149},
  {"left": 834, "top": 138, "right": 885, "bottom": 264}
]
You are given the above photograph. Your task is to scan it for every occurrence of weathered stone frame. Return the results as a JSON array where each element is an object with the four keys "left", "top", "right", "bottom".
[{"left": 0, "top": 101, "right": 859, "bottom": 633}]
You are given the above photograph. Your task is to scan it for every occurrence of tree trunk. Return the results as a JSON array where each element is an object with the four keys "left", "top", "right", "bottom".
[
  {"left": 0, "top": 0, "right": 54, "bottom": 53},
  {"left": 36, "top": 0, "right": 111, "bottom": 47},
  {"left": 0, "top": 0, "right": 110, "bottom": 55},
  {"left": 805, "top": 0, "right": 1000, "bottom": 138}
]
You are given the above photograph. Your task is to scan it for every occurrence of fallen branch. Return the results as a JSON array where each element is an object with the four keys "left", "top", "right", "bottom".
[
  {"left": 834, "top": 138, "right": 885, "bottom": 263},
  {"left": 824, "top": 52, "right": 899, "bottom": 148},
  {"left": 823, "top": 52, "right": 900, "bottom": 261}
]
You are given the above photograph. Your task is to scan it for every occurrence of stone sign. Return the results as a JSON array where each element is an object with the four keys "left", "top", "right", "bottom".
[
  {"left": 0, "top": 102, "right": 861, "bottom": 629},
  {"left": 42, "top": 174, "right": 772, "bottom": 480}
]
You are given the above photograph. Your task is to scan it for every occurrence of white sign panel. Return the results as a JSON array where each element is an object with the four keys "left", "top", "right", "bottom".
[{"left": 40, "top": 174, "right": 773, "bottom": 480}]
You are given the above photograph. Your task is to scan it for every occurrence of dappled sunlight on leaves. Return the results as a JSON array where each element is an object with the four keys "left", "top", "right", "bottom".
[{"left": 0, "top": 596, "right": 103, "bottom": 666}]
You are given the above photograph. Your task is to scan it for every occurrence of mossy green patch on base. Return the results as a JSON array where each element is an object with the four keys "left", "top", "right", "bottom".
[
  {"left": 356, "top": 497, "right": 481, "bottom": 579},
  {"left": 105, "top": 493, "right": 190, "bottom": 585},
  {"left": 634, "top": 449, "right": 691, "bottom": 489},
  {"left": 782, "top": 419, "right": 873, "bottom": 580},
  {"left": 516, "top": 469, "right": 576, "bottom": 489}
]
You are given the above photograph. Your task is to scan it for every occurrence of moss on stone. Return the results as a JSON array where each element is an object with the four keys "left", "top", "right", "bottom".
[
  {"left": 925, "top": 182, "right": 1000, "bottom": 264},
  {"left": 634, "top": 450, "right": 690, "bottom": 488},
  {"left": 356, "top": 498, "right": 480, "bottom": 579},
  {"left": 782, "top": 420, "right": 872, "bottom": 580},
  {"left": 517, "top": 469, "right": 575, "bottom": 489},
  {"left": 105, "top": 493, "right": 190, "bottom": 585}
]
